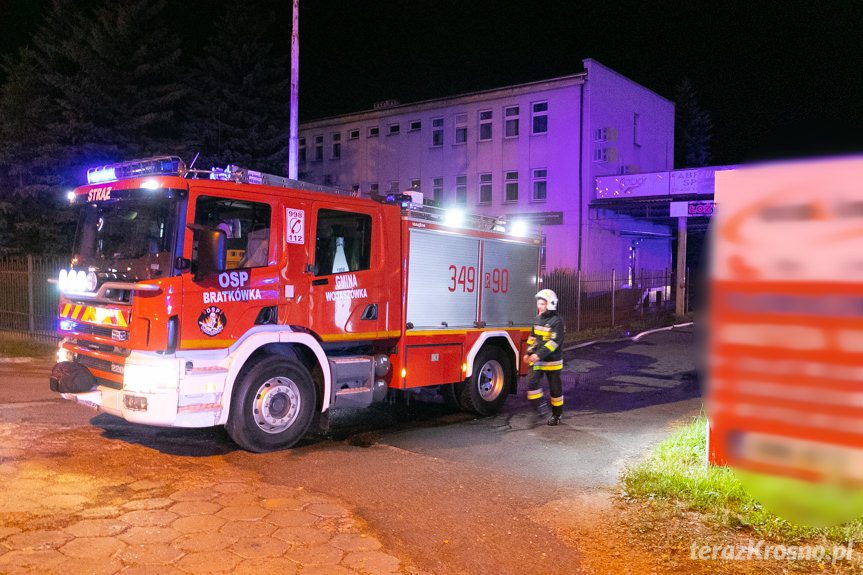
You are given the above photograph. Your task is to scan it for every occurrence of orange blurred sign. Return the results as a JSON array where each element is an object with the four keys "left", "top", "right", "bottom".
[{"left": 707, "top": 156, "right": 863, "bottom": 526}]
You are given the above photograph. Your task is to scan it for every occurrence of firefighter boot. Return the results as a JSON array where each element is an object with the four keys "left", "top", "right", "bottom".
[{"left": 547, "top": 404, "right": 562, "bottom": 426}]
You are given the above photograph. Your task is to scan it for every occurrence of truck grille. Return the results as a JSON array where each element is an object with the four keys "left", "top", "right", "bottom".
[
  {"left": 75, "top": 355, "right": 124, "bottom": 388},
  {"left": 62, "top": 320, "right": 123, "bottom": 340}
]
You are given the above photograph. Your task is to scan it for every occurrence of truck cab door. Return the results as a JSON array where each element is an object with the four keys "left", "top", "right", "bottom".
[
  {"left": 307, "top": 204, "right": 386, "bottom": 342},
  {"left": 179, "top": 190, "right": 280, "bottom": 350}
]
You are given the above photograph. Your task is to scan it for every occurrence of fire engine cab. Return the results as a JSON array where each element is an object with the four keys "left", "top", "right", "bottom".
[{"left": 50, "top": 156, "right": 542, "bottom": 451}]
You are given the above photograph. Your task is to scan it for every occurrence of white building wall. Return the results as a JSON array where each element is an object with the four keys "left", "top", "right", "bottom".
[
  {"left": 298, "top": 60, "right": 674, "bottom": 273},
  {"left": 580, "top": 59, "right": 675, "bottom": 272}
]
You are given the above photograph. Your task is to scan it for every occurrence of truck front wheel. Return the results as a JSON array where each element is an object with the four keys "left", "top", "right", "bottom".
[
  {"left": 226, "top": 356, "right": 316, "bottom": 452},
  {"left": 460, "top": 346, "right": 510, "bottom": 416}
]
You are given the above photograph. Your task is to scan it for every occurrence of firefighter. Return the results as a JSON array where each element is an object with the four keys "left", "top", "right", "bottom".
[{"left": 523, "top": 289, "right": 566, "bottom": 426}]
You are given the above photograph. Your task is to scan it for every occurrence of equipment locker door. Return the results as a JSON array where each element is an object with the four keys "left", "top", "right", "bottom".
[{"left": 307, "top": 204, "right": 385, "bottom": 341}]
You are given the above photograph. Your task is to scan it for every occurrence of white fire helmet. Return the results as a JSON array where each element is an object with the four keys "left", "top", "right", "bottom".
[{"left": 535, "top": 289, "right": 558, "bottom": 311}]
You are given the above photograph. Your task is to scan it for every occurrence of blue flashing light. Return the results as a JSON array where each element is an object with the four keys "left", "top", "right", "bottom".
[
  {"left": 86, "top": 156, "right": 185, "bottom": 185},
  {"left": 59, "top": 320, "right": 73, "bottom": 332},
  {"left": 209, "top": 166, "right": 231, "bottom": 181},
  {"left": 87, "top": 167, "right": 116, "bottom": 184}
]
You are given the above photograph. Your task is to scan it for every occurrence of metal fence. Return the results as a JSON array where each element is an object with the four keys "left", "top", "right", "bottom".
[
  {"left": 0, "top": 255, "right": 66, "bottom": 344},
  {"left": 542, "top": 268, "right": 676, "bottom": 332},
  {"left": 0, "top": 256, "right": 683, "bottom": 345}
]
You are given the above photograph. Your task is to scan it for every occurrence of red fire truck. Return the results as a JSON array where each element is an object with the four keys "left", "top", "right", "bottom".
[{"left": 49, "top": 156, "right": 542, "bottom": 451}]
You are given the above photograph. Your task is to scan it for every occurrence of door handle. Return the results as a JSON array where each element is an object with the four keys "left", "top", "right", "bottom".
[{"left": 361, "top": 304, "right": 378, "bottom": 321}]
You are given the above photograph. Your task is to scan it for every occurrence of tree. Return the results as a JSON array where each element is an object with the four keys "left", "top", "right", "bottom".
[
  {"left": 30, "top": 0, "right": 186, "bottom": 170},
  {"left": 0, "top": 0, "right": 186, "bottom": 254},
  {"left": 674, "top": 79, "right": 713, "bottom": 168},
  {"left": 182, "top": 0, "right": 292, "bottom": 174}
]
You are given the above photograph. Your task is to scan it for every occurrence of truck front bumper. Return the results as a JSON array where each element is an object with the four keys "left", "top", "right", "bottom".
[{"left": 58, "top": 351, "right": 226, "bottom": 428}]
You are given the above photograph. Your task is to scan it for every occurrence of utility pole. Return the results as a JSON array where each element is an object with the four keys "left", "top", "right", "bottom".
[
  {"left": 675, "top": 215, "right": 687, "bottom": 315},
  {"left": 288, "top": 0, "right": 299, "bottom": 179}
]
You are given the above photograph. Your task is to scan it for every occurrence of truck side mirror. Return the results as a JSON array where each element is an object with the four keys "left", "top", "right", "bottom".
[{"left": 187, "top": 224, "right": 226, "bottom": 282}]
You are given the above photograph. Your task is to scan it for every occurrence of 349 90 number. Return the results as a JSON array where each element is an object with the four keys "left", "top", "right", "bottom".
[
  {"left": 447, "top": 265, "right": 509, "bottom": 293},
  {"left": 448, "top": 265, "right": 475, "bottom": 292}
]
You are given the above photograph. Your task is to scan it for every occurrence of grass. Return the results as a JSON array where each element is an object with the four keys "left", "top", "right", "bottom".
[
  {"left": 0, "top": 334, "right": 57, "bottom": 358},
  {"left": 622, "top": 412, "right": 863, "bottom": 544}
]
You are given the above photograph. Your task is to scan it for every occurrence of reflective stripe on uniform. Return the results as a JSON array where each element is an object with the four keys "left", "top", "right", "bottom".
[
  {"left": 527, "top": 389, "right": 544, "bottom": 400},
  {"left": 533, "top": 326, "right": 551, "bottom": 336},
  {"left": 551, "top": 396, "right": 564, "bottom": 407},
  {"left": 533, "top": 360, "right": 563, "bottom": 371},
  {"left": 544, "top": 340, "right": 559, "bottom": 351}
]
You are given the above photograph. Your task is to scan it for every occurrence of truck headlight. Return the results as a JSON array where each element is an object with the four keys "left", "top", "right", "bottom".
[{"left": 123, "top": 361, "right": 180, "bottom": 393}]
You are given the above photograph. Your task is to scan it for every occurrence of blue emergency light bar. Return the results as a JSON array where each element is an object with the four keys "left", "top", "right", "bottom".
[{"left": 86, "top": 156, "right": 186, "bottom": 184}]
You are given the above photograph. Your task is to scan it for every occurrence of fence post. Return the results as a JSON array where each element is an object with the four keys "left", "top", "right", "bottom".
[
  {"left": 685, "top": 266, "right": 691, "bottom": 315},
  {"left": 640, "top": 268, "right": 645, "bottom": 320},
  {"left": 27, "top": 254, "right": 35, "bottom": 335},
  {"left": 611, "top": 268, "right": 615, "bottom": 327},
  {"left": 576, "top": 270, "right": 581, "bottom": 332}
]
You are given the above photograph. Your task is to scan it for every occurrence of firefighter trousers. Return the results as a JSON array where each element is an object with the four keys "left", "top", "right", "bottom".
[{"left": 526, "top": 368, "right": 563, "bottom": 417}]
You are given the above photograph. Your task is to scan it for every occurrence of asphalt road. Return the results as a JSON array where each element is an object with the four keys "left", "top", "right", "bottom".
[{"left": 0, "top": 326, "right": 702, "bottom": 575}]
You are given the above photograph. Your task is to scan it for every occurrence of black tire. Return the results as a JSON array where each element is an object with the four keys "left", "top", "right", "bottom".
[
  {"left": 226, "top": 356, "right": 316, "bottom": 452},
  {"left": 459, "top": 346, "right": 510, "bottom": 415}
]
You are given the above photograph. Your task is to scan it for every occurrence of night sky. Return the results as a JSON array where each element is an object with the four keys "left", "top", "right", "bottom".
[{"left": 0, "top": 0, "right": 860, "bottom": 166}]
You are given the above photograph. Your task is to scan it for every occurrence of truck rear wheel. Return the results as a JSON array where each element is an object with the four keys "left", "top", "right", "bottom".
[
  {"left": 226, "top": 356, "right": 316, "bottom": 452},
  {"left": 460, "top": 346, "right": 510, "bottom": 416}
]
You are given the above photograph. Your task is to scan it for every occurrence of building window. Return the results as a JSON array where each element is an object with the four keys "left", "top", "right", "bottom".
[
  {"left": 410, "top": 179, "right": 421, "bottom": 191},
  {"left": 593, "top": 144, "right": 617, "bottom": 163},
  {"left": 505, "top": 171, "right": 518, "bottom": 202},
  {"left": 432, "top": 177, "right": 443, "bottom": 204},
  {"left": 389, "top": 181, "right": 400, "bottom": 194},
  {"left": 455, "top": 175, "right": 467, "bottom": 205},
  {"left": 454, "top": 114, "right": 467, "bottom": 144},
  {"left": 532, "top": 101, "right": 548, "bottom": 134},
  {"left": 370, "top": 183, "right": 379, "bottom": 197},
  {"left": 505, "top": 106, "right": 519, "bottom": 138},
  {"left": 368, "top": 126, "right": 379, "bottom": 138},
  {"left": 479, "top": 110, "right": 492, "bottom": 141},
  {"left": 479, "top": 173, "right": 492, "bottom": 205},
  {"left": 314, "top": 135, "right": 323, "bottom": 162},
  {"left": 388, "top": 123, "right": 400, "bottom": 136},
  {"left": 331, "top": 133, "right": 341, "bottom": 159},
  {"left": 633, "top": 113, "right": 641, "bottom": 147},
  {"left": 432, "top": 117, "right": 444, "bottom": 147},
  {"left": 532, "top": 169, "right": 547, "bottom": 201},
  {"left": 349, "top": 129, "right": 360, "bottom": 140},
  {"left": 410, "top": 120, "right": 422, "bottom": 132},
  {"left": 299, "top": 138, "right": 306, "bottom": 163}
]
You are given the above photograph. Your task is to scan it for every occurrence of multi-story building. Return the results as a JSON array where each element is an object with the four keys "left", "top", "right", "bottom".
[{"left": 298, "top": 59, "right": 674, "bottom": 272}]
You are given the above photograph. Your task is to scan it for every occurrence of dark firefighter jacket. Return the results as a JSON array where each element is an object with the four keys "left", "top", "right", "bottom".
[{"left": 526, "top": 310, "right": 565, "bottom": 370}]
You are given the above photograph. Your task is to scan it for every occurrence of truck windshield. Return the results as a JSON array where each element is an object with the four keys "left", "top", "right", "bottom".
[{"left": 72, "top": 193, "right": 181, "bottom": 281}]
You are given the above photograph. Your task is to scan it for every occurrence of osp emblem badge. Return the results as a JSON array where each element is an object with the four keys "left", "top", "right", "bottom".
[{"left": 198, "top": 306, "right": 227, "bottom": 337}]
